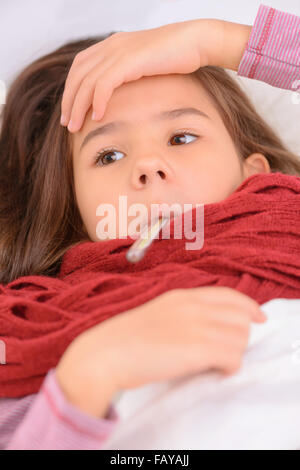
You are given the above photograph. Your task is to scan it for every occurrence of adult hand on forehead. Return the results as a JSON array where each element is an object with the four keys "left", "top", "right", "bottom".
[{"left": 60, "top": 18, "right": 225, "bottom": 133}]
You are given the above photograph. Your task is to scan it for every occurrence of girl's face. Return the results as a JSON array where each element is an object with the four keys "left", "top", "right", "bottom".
[{"left": 71, "top": 73, "right": 270, "bottom": 241}]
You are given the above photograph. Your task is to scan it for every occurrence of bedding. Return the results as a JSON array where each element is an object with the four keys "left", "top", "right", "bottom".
[{"left": 101, "top": 297, "right": 300, "bottom": 450}]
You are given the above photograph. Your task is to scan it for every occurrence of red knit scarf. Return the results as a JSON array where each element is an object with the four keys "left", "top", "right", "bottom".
[{"left": 1, "top": 171, "right": 300, "bottom": 398}]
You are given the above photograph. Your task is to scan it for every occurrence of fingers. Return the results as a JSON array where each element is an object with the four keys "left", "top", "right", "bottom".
[
  {"left": 220, "top": 355, "right": 243, "bottom": 377},
  {"left": 66, "top": 62, "right": 125, "bottom": 133},
  {"left": 92, "top": 66, "right": 125, "bottom": 121},
  {"left": 194, "top": 286, "right": 266, "bottom": 322},
  {"left": 64, "top": 63, "right": 108, "bottom": 133},
  {"left": 202, "top": 307, "right": 252, "bottom": 375},
  {"left": 60, "top": 34, "right": 121, "bottom": 129},
  {"left": 205, "top": 304, "right": 252, "bottom": 333},
  {"left": 61, "top": 52, "right": 99, "bottom": 126},
  {"left": 61, "top": 49, "right": 110, "bottom": 129},
  {"left": 66, "top": 80, "right": 95, "bottom": 133}
]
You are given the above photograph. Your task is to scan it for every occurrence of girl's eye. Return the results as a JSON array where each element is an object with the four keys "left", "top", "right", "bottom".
[
  {"left": 168, "top": 132, "right": 198, "bottom": 146},
  {"left": 94, "top": 148, "right": 124, "bottom": 167},
  {"left": 93, "top": 132, "right": 198, "bottom": 167}
]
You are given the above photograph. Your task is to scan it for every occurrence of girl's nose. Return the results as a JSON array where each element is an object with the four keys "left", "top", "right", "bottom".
[
  {"left": 139, "top": 169, "right": 166, "bottom": 185},
  {"left": 130, "top": 155, "right": 173, "bottom": 189}
]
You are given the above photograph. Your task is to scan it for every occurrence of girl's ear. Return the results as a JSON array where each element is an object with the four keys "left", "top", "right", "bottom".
[{"left": 242, "top": 153, "right": 271, "bottom": 178}]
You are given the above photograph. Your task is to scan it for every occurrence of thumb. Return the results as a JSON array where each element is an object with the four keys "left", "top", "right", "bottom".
[{"left": 252, "top": 308, "right": 268, "bottom": 323}]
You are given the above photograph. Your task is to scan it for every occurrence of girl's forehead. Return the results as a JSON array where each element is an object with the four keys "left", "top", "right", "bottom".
[{"left": 71, "top": 73, "right": 220, "bottom": 152}]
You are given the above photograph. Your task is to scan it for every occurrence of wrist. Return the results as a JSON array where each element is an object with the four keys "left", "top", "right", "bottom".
[
  {"left": 55, "top": 363, "right": 118, "bottom": 418},
  {"left": 200, "top": 19, "right": 226, "bottom": 68},
  {"left": 215, "top": 20, "right": 252, "bottom": 71},
  {"left": 55, "top": 334, "right": 120, "bottom": 419}
]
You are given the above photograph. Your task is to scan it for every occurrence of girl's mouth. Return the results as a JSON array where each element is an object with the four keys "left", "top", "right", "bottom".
[
  {"left": 140, "top": 208, "right": 177, "bottom": 234},
  {"left": 126, "top": 214, "right": 171, "bottom": 263},
  {"left": 126, "top": 204, "right": 186, "bottom": 264}
]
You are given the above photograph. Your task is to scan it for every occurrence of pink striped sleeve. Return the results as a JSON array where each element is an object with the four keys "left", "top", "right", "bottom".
[
  {"left": 237, "top": 4, "right": 300, "bottom": 91},
  {"left": 1, "top": 368, "right": 120, "bottom": 450}
]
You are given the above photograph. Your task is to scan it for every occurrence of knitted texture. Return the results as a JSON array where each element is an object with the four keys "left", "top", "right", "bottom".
[{"left": 0, "top": 171, "right": 300, "bottom": 398}]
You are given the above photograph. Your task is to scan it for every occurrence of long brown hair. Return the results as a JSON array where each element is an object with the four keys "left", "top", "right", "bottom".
[{"left": 0, "top": 34, "right": 300, "bottom": 285}]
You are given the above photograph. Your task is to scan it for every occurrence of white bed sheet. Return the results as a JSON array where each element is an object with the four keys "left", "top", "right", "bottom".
[{"left": 101, "top": 297, "right": 300, "bottom": 450}]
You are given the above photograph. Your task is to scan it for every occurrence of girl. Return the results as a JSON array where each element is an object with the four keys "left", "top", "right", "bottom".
[{"left": 1, "top": 4, "right": 300, "bottom": 450}]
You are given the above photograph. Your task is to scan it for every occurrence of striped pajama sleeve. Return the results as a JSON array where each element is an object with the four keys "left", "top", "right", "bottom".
[
  {"left": 1, "top": 368, "right": 120, "bottom": 450},
  {"left": 237, "top": 3, "right": 300, "bottom": 92}
]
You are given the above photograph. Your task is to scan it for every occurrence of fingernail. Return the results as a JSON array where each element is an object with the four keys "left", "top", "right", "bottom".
[
  {"left": 60, "top": 114, "right": 68, "bottom": 126},
  {"left": 68, "top": 119, "right": 76, "bottom": 132},
  {"left": 92, "top": 110, "right": 103, "bottom": 121},
  {"left": 257, "top": 310, "right": 267, "bottom": 321}
]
